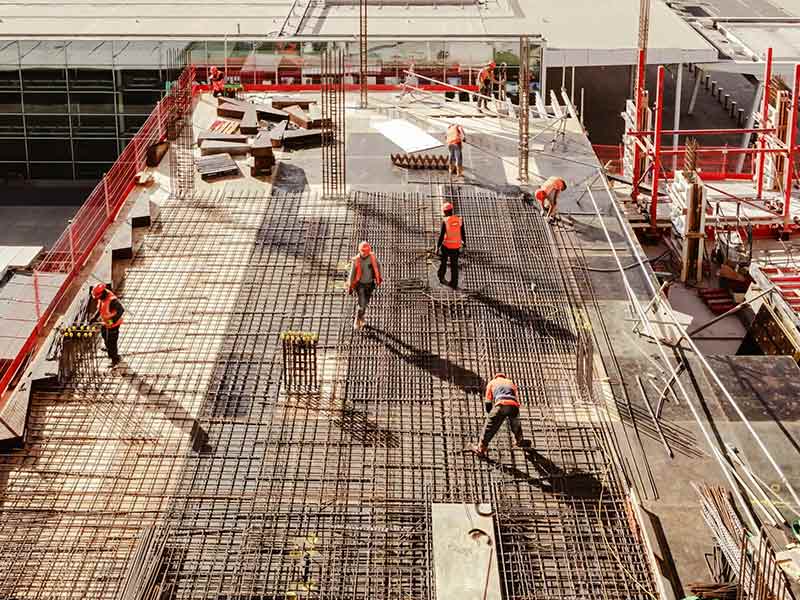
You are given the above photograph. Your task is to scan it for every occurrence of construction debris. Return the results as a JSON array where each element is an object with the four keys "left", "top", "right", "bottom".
[
  {"left": 391, "top": 153, "right": 450, "bottom": 170},
  {"left": 196, "top": 153, "right": 239, "bottom": 180}
]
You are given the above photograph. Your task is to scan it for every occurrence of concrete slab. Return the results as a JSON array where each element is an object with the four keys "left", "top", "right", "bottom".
[{"left": 431, "top": 503, "right": 501, "bottom": 600}]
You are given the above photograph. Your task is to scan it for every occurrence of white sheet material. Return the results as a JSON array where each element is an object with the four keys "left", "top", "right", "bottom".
[{"left": 373, "top": 119, "right": 443, "bottom": 153}]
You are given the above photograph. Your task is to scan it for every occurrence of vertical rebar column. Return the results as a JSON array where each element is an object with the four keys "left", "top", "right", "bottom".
[
  {"left": 518, "top": 36, "right": 530, "bottom": 184},
  {"left": 321, "top": 46, "right": 346, "bottom": 198},
  {"left": 359, "top": 0, "right": 368, "bottom": 108}
]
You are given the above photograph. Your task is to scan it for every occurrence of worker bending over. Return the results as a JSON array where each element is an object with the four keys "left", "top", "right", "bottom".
[
  {"left": 474, "top": 372, "right": 529, "bottom": 456},
  {"left": 437, "top": 202, "right": 466, "bottom": 290},
  {"left": 347, "top": 241, "right": 383, "bottom": 330},
  {"left": 91, "top": 283, "right": 124, "bottom": 367},
  {"left": 477, "top": 61, "right": 496, "bottom": 111},
  {"left": 209, "top": 66, "right": 226, "bottom": 98},
  {"left": 535, "top": 176, "right": 567, "bottom": 223},
  {"left": 446, "top": 123, "right": 466, "bottom": 177}
]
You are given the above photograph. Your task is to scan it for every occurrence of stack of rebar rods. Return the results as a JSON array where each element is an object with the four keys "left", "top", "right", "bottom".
[
  {"left": 116, "top": 523, "right": 172, "bottom": 600},
  {"left": 58, "top": 324, "right": 100, "bottom": 383},
  {"left": 281, "top": 330, "right": 320, "bottom": 391}
]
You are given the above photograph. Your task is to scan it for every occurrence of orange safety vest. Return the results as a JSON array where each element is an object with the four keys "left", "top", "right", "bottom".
[
  {"left": 478, "top": 67, "right": 493, "bottom": 84},
  {"left": 446, "top": 125, "right": 463, "bottom": 146},
  {"left": 486, "top": 376, "right": 520, "bottom": 407},
  {"left": 99, "top": 292, "right": 123, "bottom": 329},
  {"left": 350, "top": 254, "right": 382, "bottom": 290},
  {"left": 442, "top": 215, "right": 463, "bottom": 249}
]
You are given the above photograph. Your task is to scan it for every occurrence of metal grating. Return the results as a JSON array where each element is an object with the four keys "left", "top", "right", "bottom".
[{"left": 0, "top": 184, "right": 656, "bottom": 598}]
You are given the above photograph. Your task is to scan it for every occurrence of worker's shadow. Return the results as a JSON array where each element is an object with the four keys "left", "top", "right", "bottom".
[
  {"left": 364, "top": 327, "right": 484, "bottom": 393},
  {"left": 120, "top": 364, "right": 213, "bottom": 454},
  {"left": 469, "top": 290, "right": 577, "bottom": 342},
  {"left": 522, "top": 447, "right": 605, "bottom": 499},
  {"left": 333, "top": 405, "right": 400, "bottom": 449}
]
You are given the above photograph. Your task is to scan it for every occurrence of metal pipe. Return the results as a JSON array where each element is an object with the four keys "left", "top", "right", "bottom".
[
  {"left": 650, "top": 65, "right": 665, "bottom": 227},
  {"left": 783, "top": 63, "right": 800, "bottom": 229},
  {"left": 757, "top": 48, "right": 773, "bottom": 196}
]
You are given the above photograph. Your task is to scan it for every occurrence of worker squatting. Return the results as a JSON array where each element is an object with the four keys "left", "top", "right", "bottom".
[{"left": 347, "top": 203, "right": 535, "bottom": 457}]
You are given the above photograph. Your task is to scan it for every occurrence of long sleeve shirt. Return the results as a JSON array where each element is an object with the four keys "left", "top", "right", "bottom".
[{"left": 437, "top": 220, "right": 466, "bottom": 250}]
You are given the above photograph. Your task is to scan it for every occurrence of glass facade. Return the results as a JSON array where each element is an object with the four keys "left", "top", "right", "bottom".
[{"left": 0, "top": 39, "right": 542, "bottom": 181}]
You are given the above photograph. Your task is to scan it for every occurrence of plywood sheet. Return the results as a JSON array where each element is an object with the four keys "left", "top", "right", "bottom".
[{"left": 373, "top": 119, "right": 443, "bottom": 153}]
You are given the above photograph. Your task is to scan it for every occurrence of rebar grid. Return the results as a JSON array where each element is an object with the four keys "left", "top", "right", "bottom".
[
  {"left": 518, "top": 36, "right": 531, "bottom": 184},
  {"left": 321, "top": 47, "right": 347, "bottom": 198},
  {"left": 0, "top": 181, "right": 656, "bottom": 598}
]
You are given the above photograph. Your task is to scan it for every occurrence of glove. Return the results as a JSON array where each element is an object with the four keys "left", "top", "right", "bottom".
[{"left": 347, "top": 288, "right": 353, "bottom": 296}]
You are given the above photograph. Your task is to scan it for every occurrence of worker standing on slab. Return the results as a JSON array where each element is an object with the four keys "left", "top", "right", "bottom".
[
  {"left": 347, "top": 241, "right": 383, "bottom": 330},
  {"left": 474, "top": 372, "right": 529, "bottom": 456},
  {"left": 437, "top": 202, "right": 466, "bottom": 289},
  {"left": 535, "top": 176, "right": 567, "bottom": 223},
  {"left": 91, "top": 283, "right": 124, "bottom": 367},
  {"left": 209, "top": 66, "right": 226, "bottom": 98},
  {"left": 476, "top": 61, "right": 496, "bottom": 111},
  {"left": 446, "top": 124, "right": 466, "bottom": 177}
]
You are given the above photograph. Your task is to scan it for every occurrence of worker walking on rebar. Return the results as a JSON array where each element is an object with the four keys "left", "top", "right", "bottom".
[
  {"left": 347, "top": 241, "right": 383, "bottom": 330},
  {"left": 535, "top": 176, "right": 567, "bottom": 223},
  {"left": 91, "top": 283, "right": 124, "bottom": 367},
  {"left": 446, "top": 123, "right": 466, "bottom": 177},
  {"left": 476, "top": 61, "right": 496, "bottom": 111},
  {"left": 209, "top": 66, "right": 226, "bottom": 98},
  {"left": 474, "top": 372, "right": 529, "bottom": 456},
  {"left": 437, "top": 202, "right": 466, "bottom": 290}
]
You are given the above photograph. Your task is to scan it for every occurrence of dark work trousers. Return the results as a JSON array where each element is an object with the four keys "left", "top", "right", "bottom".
[
  {"left": 101, "top": 326, "right": 121, "bottom": 363},
  {"left": 480, "top": 403, "right": 524, "bottom": 447},
  {"left": 355, "top": 282, "right": 376, "bottom": 320},
  {"left": 438, "top": 248, "right": 460, "bottom": 288}
]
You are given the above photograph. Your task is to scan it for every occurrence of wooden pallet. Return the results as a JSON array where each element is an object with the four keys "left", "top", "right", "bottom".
[{"left": 196, "top": 153, "right": 240, "bottom": 180}]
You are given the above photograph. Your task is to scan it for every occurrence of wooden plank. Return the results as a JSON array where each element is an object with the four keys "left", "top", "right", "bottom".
[
  {"left": 240, "top": 107, "right": 260, "bottom": 135},
  {"left": 285, "top": 105, "right": 311, "bottom": 129},
  {"left": 251, "top": 131, "right": 275, "bottom": 159},
  {"left": 282, "top": 128, "right": 322, "bottom": 150},
  {"left": 200, "top": 140, "right": 251, "bottom": 156},
  {"left": 197, "top": 131, "right": 249, "bottom": 144},
  {"left": 270, "top": 120, "right": 288, "bottom": 148},
  {"left": 217, "top": 103, "right": 246, "bottom": 119},
  {"left": 269, "top": 96, "right": 316, "bottom": 110}
]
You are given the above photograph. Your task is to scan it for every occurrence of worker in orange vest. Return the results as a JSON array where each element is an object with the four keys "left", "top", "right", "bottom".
[
  {"left": 474, "top": 372, "right": 529, "bottom": 456},
  {"left": 347, "top": 241, "right": 383, "bottom": 330},
  {"left": 476, "top": 61, "right": 496, "bottom": 111},
  {"left": 437, "top": 202, "right": 466, "bottom": 289},
  {"left": 446, "top": 123, "right": 466, "bottom": 177},
  {"left": 209, "top": 66, "right": 226, "bottom": 98},
  {"left": 535, "top": 176, "right": 567, "bottom": 223},
  {"left": 91, "top": 283, "right": 125, "bottom": 367}
]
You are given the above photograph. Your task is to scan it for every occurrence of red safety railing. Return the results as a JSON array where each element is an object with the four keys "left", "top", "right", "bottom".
[{"left": 0, "top": 65, "right": 196, "bottom": 406}]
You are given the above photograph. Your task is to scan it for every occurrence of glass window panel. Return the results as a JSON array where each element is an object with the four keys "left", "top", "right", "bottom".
[
  {"left": 22, "top": 68, "right": 67, "bottom": 90},
  {"left": 0, "top": 93, "right": 21, "bottom": 114},
  {"left": 0, "top": 115, "right": 24, "bottom": 137},
  {"left": 23, "top": 92, "right": 68, "bottom": 114},
  {"left": 120, "top": 69, "right": 164, "bottom": 91},
  {"left": 206, "top": 42, "right": 226, "bottom": 67},
  {"left": 119, "top": 91, "right": 161, "bottom": 114},
  {"left": 64, "top": 41, "right": 112, "bottom": 69},
  {"left": 71, "top": 92, "right": 116, "bottom": 115},
  {"left": 0, "top": 67, "right": 21, "bottom": 91},
  {"left": 0, "top": 162, "right": 27, "bottom": 180},
  {"left": 114, "top": 41, "right": 167, "bottom": 68},
  {"left": 29, "top": 162, "right": 73, "bottom": 179},
  {"left": 76, "top": 162, "right": 114, "bottom": 180},
  {"left": 19, "top": 42, "right": 67, "bottom": 68},
  {"left": 73, "top": 139, "right": 117, "bottom": 162},
  {"left": 28, "top": 138, "right": 71, "bottom": 161},
  {"left": 68, "top": 68, "right": 114, "bottom": 91},
  {"left": 0, "top": 139, "right": 26, "bottom": 161},
  {"left": 71, "top": 114, "right": 117, "bottom": 137},
  {"left": 25, "top": 114, "right": 70, "bottom": 137},
  {"left": 120, "top": 115, "right": 148, "bottom": 135}
]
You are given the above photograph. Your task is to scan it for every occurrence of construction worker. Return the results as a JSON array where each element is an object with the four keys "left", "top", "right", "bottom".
[
  {"left": 437, "top": 202, "right": 466, "bottom": 289},
  {"left": 535, "top": 176, "right": 567, "bottom": 223},
  {"left": 476, "top": 61, "right": 496, "bottom": 111},
  {"left": 474, "top": 372, "right": 529, "bottom": 456},
  {"left": 209, "top": 66, "right": 226, "bottom": 98},
  {"left": 91, "top": 283, "right": 124, "bottom": 367},
  {"left": 446, "top": 123, "right": 466, "bottom": 177},
  {"left": 347, "top": 241, "right": 383, "bottom": 330}
]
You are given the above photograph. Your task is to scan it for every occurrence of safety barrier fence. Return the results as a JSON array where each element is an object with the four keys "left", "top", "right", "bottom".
[{"left": 0, "top": 65, "right": 196, "bottom": 406}]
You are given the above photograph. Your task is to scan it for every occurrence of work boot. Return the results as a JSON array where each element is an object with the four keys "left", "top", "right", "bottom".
[
  {"left": 353, "top": 315, "right": 360, "bottom": 330},
  {"left": 473, "top": 443, "right": 488, "bottom": 457},
  {"left": 457, "top": 166, "right": 464, "bottom": 178},
  {"left": 513, "top": 439, "right": 531, "bottom": 449},
  {"left": 357, "top": 317, "right": 365, "bottom": 330}
]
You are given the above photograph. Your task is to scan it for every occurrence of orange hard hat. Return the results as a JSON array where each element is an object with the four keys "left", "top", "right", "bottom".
[
  {"left": 211, "top": 66, "right": 219, "bottom": 73},
  {"left": 358, "top": 241, "right": 372, "bottom": 255},
  {"left": 442, "top": 202, "right": 454, "bottom": 213},
  {"left": 494, "top": 372, "right": 507, "bottom": 380},
  {"left": 91, "top": 283, "right": 106, "bottom": 299},
  {"left": 490, "top": 61, "right": 496, "bottom": 68}
]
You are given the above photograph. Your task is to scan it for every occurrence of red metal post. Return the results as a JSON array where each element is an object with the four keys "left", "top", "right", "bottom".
[
  {"left": 632, "top": 48, "right": 647, "bottom": 201},
  {"left": 650, "top": 66, "right": 666, "bottom": 227},
  {"left": 68, "top": 220, "right": 76, "bottom": 272},
  {"left": 103, "top": 174, "right": 110, "bottom": 217},
  {"left": 783, "top": 63, "right": 800, "bottom": 229},
  {"left": 757, "top": 47, "right": 773, "bottom": 199},
  {"left": 32, "top": 270, "right": 41, "bottom": 334}
]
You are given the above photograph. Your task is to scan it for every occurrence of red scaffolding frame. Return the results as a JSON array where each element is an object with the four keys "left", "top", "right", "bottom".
[{"left": 626, "top": 48, "right": 800, "bottom": 231}]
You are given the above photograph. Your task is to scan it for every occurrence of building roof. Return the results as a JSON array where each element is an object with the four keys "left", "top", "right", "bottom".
[{"left": 0, "top": 0, "right": 717, "bottom": 67}]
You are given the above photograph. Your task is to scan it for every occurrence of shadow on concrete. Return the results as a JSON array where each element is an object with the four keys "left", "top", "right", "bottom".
[
  {"left": 469, "top": 290, "right": 577, "bottom": 341},
  {"left": 365, "top": 326, "right": 485, "bottom": 393},
  {"left": 121, "top": 363, "right": 212, "bottom": 453},
  {"left": 523, "top": 447, "right": 606, "bottom": 499},
  {"left": 333, "top": 405, "right": 400, "bottom": 449}
]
